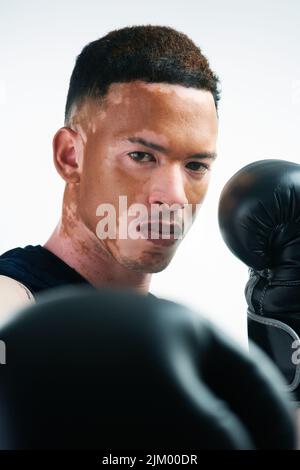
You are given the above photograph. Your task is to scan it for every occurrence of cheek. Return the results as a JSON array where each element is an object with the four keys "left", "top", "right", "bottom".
[
  {"left": 79, "top": 157, "right": 149, "bottom": 233},
  {"left": 107, "top": 154, "right": 152, "bottom": 206},
  {"left": 78, "top": 155, "right": 116, "bottom": 231},
  {"left": 188, "top": 173, "right": 211, "bottom": 203},
  {"left": 185, "top": 173, "right": 211, "bottom": 219}
]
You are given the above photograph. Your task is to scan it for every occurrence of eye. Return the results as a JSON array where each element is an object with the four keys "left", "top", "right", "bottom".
[
  {"left": 127, "top": 151, "right": 155, "bottom": 163},
  {"left": 186, "top": 161, "right": 210, "bottom": 173}
]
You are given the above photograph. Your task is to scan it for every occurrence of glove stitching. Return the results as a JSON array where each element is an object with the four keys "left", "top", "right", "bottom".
[
  {"left": 269, "top": 280, "right": 300, "bottom": 286},
  {"left": 259, "top": 282, "right": 268, "bottom": 315},
  {"left": 245, "top": 269, "right": 261, "bottom": 313},
  {"left": 248, "top": 309, "right": 300, "bottom": 393}
]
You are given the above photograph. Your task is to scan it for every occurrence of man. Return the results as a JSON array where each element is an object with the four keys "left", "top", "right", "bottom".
[
  {"left": 0, "top": 24, "right": 219, "bottom": 314},
  {"left": 0, "top": 25, "right": 297, "bottom": 449}
]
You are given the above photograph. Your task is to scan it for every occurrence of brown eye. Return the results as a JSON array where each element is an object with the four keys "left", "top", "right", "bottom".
[
  {"left": 186, "top": 162, "right": 209, "bottom": 172},
  {"left": 128, "top": 152, "right": 155, "bottom": 162}
]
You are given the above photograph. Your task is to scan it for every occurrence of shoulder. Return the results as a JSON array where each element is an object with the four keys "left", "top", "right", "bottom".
[{"left": 0, "top": 275, "right": 35, "bottom": 319}]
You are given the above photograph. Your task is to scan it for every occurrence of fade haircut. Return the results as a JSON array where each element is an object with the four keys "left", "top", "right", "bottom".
[{"left": 65, "top": 24, "right": 220, "bottom": 124}]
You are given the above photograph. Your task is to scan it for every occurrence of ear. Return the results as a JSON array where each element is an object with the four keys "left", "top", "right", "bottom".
[{"left": 52, "top": 127, "right": 83, "bottom": 183}]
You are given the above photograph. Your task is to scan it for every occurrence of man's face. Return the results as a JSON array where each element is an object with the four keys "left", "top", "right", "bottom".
[{"left": 69, "top": 80, "right": 218, "bottom": 273}]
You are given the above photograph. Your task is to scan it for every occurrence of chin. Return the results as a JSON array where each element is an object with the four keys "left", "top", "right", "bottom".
[{"left": 120, "top": 254, "right": 173, "bottom": 273}]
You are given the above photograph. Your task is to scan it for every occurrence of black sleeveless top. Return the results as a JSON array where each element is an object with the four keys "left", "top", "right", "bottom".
[
  {"left": 0, "top": 245, "right": 90, "bottom": 296},
  {"left": 0, "top": 245, "right": 156, "bottom": 299}
]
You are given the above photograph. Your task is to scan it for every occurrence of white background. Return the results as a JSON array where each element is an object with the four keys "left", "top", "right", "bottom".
[{"left": 1, "top": 0, "right": 299, "bottom": 346}]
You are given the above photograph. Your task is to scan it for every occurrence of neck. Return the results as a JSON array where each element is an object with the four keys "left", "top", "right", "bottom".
[{"left": 43, "top": 197, "right": 152, "bottom": 295}]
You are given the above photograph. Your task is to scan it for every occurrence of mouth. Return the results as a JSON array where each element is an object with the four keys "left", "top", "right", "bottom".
[{"left": 137, "top": 221, "right": 183, "bottom": 244}]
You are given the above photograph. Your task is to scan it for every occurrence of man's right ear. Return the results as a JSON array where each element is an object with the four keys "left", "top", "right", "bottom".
[{"left": 52, "top": 127, "right": 83, "bottom": 183}]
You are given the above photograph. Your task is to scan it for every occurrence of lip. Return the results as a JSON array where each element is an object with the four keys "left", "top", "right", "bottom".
[
  {"left": 137, "top": 221, "right": 182, "bottom": 246},
  {"left": 146, "top": 237, "right": 177, "bottom": 246}
]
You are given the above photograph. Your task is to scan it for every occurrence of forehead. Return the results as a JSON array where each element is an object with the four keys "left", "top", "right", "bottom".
[
  {"left": 71, "top": 81, "right": 218, "bottom": 145},
  {"left": 104, "top": 81, "right": 216, "bottom": 123},
  {"left": 105, "top": 80, "right": 214, "bottom": 106}
]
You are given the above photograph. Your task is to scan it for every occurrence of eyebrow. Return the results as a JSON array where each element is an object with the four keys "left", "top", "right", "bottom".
[{"left": 124, "top": 136, "right": 217, "bottom": 160}]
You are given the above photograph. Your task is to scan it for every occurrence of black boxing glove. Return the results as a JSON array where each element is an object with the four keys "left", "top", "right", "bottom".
[
  {"left": 0, "top": 285, "right": 295, "bottom": 449},
  {"left": 218, "top": 159, "right": 300, "bottom": 403}
]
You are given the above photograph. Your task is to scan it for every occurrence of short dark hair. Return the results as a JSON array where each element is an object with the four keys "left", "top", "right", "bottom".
[{"left": 65, "top": 24, "right": 220, "bottom": 124}]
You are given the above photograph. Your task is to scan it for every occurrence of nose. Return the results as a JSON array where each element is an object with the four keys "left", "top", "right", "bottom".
[{"left": 148, "top": 164, "right": 189, "bottom": 208}]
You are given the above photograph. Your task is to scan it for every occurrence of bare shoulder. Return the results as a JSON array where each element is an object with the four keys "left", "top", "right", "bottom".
[{"left": 0, "top": 275, "right": 35, "bottom": 318}]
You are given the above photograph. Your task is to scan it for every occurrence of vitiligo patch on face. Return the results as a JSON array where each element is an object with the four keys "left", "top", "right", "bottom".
[{"left": 55, "top": 80, "right": 217, "bottom": 275}]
